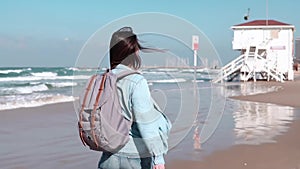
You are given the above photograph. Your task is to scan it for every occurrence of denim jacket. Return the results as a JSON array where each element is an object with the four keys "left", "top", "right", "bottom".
[{"left": 112, "top": 64, "right": 172, "bottom": 164}]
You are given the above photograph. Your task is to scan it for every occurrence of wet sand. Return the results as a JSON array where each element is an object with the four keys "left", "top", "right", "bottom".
[
  {"left": 0, "top": 102, "right": 100, "bottom": 169},
  {"left": 167, "top": 120, "right": 300, "bottom": 169},
  {"left": 168, "top": 73, "right": 300, "bottom": 169}
]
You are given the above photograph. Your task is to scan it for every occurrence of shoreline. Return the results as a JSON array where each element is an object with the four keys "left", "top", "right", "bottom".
[
  {"left": 230, "top": 71, "right": 300, "bottom": 108},
  {"left": 230, "top": 80, "right": 300, "bottom": 108}
]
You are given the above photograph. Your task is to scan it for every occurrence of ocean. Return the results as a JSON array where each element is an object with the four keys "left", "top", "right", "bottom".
[
  {"left": 0, "top": 67, "right": 215, "bottom": 111},
  {"left": 0, "top": 67, "right": 87, "bottom": 111}
]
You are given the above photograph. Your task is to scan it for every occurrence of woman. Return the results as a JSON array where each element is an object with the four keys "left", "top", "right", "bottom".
[{"left": 98, "top": 27, "right": 171, "bottom": 169}]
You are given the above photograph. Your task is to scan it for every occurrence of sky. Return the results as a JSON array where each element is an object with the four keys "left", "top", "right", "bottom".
[{"left": 0, "top": 0, "right": 299, "bottom": 67}]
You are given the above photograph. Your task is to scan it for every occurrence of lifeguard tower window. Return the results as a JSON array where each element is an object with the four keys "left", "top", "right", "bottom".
[{"left": 249, "top": 46, "right": 256, "bottom": 57}]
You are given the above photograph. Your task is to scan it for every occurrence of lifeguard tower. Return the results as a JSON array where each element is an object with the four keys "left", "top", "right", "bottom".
[{"left": 213, "top": 20, "right": 295, "bottom": 83}]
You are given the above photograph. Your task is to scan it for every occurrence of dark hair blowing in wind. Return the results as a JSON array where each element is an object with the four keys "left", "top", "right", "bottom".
[{"left": 109, "top": 27, "right": 144, "bottom": 70}]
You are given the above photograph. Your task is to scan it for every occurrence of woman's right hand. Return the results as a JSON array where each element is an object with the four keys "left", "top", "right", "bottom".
[{"left": 153, "top": 164, "right": 165, "bottom": 169}]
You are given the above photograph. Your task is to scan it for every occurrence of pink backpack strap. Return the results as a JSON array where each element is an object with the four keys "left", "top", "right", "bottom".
[
  {"left": 90, "top": 72, "right": 108, "bottom": 148},
  {"left": 78, "top": 74, "right": 97, "bottom": 146}
]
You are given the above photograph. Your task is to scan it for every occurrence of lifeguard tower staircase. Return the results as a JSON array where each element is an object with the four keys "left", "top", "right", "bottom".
[{"left": 212, "top": 45, "right": 284, "bottom": 83}]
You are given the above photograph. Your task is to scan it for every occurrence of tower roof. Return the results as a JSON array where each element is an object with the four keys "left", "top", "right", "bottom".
[
  {"left": 234, "top": 20, "right": 291, "bottom": 26},
  {"left": 232, "top": 19, "right": 294, "bottom": 29}
]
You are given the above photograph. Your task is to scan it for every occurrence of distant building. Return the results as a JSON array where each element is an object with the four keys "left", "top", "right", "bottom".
[
  {"left": 165, "top": 56, "right": 190, "bottom": 67},
  {"left": 213, "top": 19, "right": 295, "bottom": 83}
]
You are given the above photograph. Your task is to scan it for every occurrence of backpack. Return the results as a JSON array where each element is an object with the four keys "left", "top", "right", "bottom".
[{"left": 77, "top": 69, "right": 139, "bottom": 152}]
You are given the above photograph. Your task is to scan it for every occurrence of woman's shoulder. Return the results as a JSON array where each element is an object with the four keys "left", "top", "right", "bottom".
[
  {"left": 113, "top": 65, "right": 146, "bottom": 83},
  {"left": 125, "top": 72, "right": 146, "bottom": 84}
]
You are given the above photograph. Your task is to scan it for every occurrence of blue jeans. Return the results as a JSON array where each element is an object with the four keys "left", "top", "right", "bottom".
[{"left": 98, "top": 152, "right": 153, "bottom": 169}]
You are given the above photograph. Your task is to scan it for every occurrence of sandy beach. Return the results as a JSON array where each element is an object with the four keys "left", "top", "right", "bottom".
[{"left": 1, "top": 74, "right": 300, "bottom": 169}]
